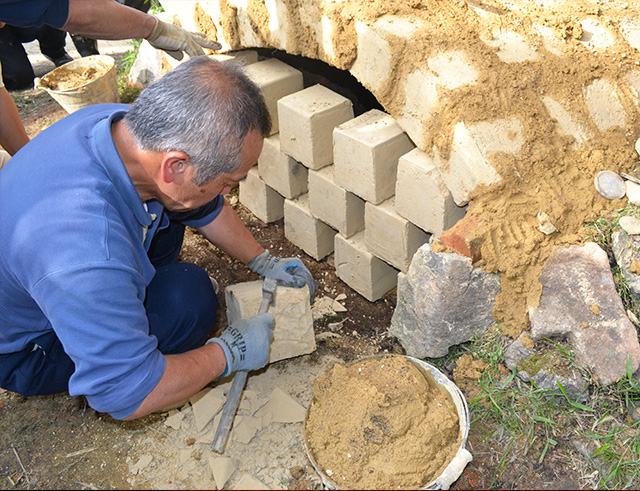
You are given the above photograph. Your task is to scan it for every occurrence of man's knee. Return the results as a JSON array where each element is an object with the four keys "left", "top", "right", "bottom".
[
  {"left": 146, "top": 263, "right": 218, "bottom": 353},
  {"left": 169, "top": 263, "right": 218, "bottom": 323}
]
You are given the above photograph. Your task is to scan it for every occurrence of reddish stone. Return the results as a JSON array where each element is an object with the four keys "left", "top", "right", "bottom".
[{"left": 439, "top": 216, "right": 482, "bottom": 262}]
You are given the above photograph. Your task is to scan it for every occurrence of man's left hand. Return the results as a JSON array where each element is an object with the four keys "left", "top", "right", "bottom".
[{"left": 248, "top": 250, "right": 316, "bottom": 299}]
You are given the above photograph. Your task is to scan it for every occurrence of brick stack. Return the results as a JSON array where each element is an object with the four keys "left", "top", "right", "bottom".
[{"left": 240, "top": 58, "right": 467, "bottom": 301}]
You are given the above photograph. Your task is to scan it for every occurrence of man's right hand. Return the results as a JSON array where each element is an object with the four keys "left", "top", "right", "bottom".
[
  {"left": 206, "top": 313, "right": 274, "bottom": 377},
  {"left": 146, "top": 18, "right": 221, "bottom": 60}
]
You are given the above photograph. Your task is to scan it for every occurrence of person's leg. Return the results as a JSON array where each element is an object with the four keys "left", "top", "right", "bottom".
[
  {"left": 0, "top": 27, "right": 35, "bottom": 90},
  {"left": 36, "top": 26, "right": 72, "bottom": 66},
  {"left": 0, "top": 263, "right": 218, "bottom": 396},
  {"left": 0, "top": 331, "right": 75, "bottom": 396},
  {"left": 145, "top": 262, "right": 218, "bottom": 353}
]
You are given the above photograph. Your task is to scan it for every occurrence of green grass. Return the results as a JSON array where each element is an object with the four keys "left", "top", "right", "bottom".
[
  {"left": 116, "top": 39, "right": 142, "bottom": 103},
  {"left": 586, "top": 364, "right": 640, "bottom": 488},
  {"left": 455, "top": 328, "right": 640, "bottom": 488},
  {"left": 148, "top": 0, "right": 164, "bottom": 14},
  {"left": 584, "top": 205, "right": 640, "bottom": 322}
]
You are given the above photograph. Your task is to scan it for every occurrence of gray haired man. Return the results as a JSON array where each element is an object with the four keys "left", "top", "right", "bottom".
[{"left": 0, "top": 57, "right": 316, "bottom": 420}]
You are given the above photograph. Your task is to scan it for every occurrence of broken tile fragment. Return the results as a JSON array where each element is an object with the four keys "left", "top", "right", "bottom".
[
  {"left": 256, "top": 387, "right": 306, "bottom": 424},
  {"left": 238, "top": 389, "right": 269, "bottom": 416},
  {"left": 208, "top": 456, "right": 236, "bottom": 489},
  {"left": 190, "top": 387, "right": 226, "bottom": 432},
  {"left": 164, "top": 409, "right": 185, "bottom": 430},
  {"left": 130, "top": 454, "right": 153, "bottom": 475},
  {"left": 232, "top": 415, "right": 264, "bottom": 444},
  {"left": 311, "top": 296, "right": 347, "bottom": 320}
]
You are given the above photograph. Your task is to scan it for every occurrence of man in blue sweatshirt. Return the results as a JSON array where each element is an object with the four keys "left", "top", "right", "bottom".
[{"left": 0, "top": 56, "right": 315, "bottom": 420}]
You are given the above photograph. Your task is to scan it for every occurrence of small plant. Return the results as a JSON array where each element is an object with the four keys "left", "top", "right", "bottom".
[
  {"left": 148, "top": 0, "right": 164, "bottom": 14},
  {"left": 584, "top": 205, "right": 640, "bottom": 324},
  {"left": 116, "top": 39, "right": 142, "bottom": 103}
]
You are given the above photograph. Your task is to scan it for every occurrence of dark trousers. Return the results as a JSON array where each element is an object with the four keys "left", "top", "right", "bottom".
[
  {"left": 0, "top": 25, "right": 68, "bottom": 90},
  {"left": 0, "top": 222, "right": 218, "bottom": 396}
]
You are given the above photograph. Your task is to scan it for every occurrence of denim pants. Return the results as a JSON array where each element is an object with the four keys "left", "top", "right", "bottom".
[{"left": 0, "top": 222, "right": 217, "bottom": 396}]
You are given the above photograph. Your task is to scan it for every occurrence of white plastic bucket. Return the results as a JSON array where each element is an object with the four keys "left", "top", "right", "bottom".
[
  {"left": 36, "top": 55, "right": 119, "bottom": 113},
  {"left": 304, "top": 355, "right": 473, "bottom": 490}
]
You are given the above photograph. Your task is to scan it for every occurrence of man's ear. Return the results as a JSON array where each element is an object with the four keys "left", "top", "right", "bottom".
[{"left": 161, "top": 151, "right": 190, "bottom": 184}]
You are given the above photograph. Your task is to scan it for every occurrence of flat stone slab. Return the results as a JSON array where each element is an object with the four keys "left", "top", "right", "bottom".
[
  {"left": 225, "top": 281, "right": 316, "bottom": 363},
  {"left": 389, "top": 243, "right": 500, "bottom": 358},
  {"left": 529, "top": 242, "right": 640, "bottom": 385}
]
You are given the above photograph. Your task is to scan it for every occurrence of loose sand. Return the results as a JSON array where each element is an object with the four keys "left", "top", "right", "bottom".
[
  {"left": 41, "top": 65, "right": 106, "bottom": 91},
  {"left": 305, "top": 355, "right": 461, "bottom": 489}
]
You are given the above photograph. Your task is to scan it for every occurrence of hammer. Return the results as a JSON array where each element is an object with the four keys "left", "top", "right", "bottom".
[{"left": 211, "top": 276, "right": 277, "bottom": 453}]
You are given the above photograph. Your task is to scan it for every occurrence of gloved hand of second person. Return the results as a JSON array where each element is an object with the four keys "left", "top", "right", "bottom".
[
  {"left": 146, "top": 18, "right": 221, "bottom": 60},
  {"left": 248, "top": 250, "right": 317, "bottom": 299},
  {"left": 206, "top": 313, "right": 274, "bottom": 377}
]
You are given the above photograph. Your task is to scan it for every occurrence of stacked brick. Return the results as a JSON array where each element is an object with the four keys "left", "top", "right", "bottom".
[{"left": 240, "top": 57, "right": 467, "bottom": 302}]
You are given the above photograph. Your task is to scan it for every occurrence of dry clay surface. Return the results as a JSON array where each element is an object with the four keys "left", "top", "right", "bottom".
[{"left": 168, "top": 0, "right": 640, "bottom": 335}]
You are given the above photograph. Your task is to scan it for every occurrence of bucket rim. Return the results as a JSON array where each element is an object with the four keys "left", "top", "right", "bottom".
[
  {"left": 303, "top": 353, "right": 472, "bottom": 490},
  {"left": 37, "top": 54, "right": 116, "bottom": 93}
]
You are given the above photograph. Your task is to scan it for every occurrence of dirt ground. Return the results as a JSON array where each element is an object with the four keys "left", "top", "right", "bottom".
[{"left": 0, "top": 84, "right": 592, "bottom": 489}]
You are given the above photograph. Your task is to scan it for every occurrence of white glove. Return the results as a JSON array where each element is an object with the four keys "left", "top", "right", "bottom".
[{"left": 146, "top": 18, "right": 221, "bottom": 60}]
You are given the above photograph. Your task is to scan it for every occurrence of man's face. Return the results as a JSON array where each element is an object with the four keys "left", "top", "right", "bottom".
[{"left": 161, "top": 129, "right": 264, "bottom": 211}]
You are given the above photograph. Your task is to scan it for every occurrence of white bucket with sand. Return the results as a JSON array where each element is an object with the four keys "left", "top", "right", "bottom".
[
  {"left": 36, "top": 55, "right": 119, "bottom": 113},
  {"left": 304, "top": 354, "right": 472, "bottom": 490}
]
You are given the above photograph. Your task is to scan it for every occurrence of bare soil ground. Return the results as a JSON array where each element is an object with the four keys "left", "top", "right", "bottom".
[{"left": 0, "top": 80, "right": 601, "bottom": 490}]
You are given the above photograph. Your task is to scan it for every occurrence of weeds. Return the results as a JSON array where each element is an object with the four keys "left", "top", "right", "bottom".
[
  {"left": 584, "top": 205, "right": 640, "bottom": 321},
  {"left": 116, "top": 39, "right": 142, "bottom": 103},
  {"left": 458, "top": 329, "right": 640, "bottom": 488}
]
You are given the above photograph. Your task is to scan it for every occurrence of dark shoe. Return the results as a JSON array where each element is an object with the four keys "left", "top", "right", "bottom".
[
  {"left": 44, "top": 51, "right": 73, "bottom": 67},
  {"left": 70, "top": 35, "right": 99, "bottom": 57}
]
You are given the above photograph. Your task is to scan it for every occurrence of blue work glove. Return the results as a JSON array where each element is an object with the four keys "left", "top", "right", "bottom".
[
  {"left": 248, "top": 250, "right": 317, "bottom": 299},
  {"left": 206, "top": 313, "right": 274, "bottom": 377}
]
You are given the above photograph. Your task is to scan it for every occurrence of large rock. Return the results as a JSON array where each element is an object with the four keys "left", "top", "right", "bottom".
[
  {"left": 612, "top": 230, "right": 640, "bottom": 301},
  {"left": 529, "top": 242, "right": 640, "bottom": 386},
  {"left": 389, "top": 243, "right": 500, "bottom": 358}
]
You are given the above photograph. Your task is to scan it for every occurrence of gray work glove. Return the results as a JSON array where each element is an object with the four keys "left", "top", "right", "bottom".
[
  {"left": 206, "top": 313, "right": 274, "bottom": 377},
  {"left": 146, "top": 18, "right": 221, "bottom": 60},
  {"left": 248, "top": 250, "right": 317, "bottom": 300}
]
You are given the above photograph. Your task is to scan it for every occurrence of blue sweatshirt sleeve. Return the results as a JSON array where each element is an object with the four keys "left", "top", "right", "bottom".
[
  {"left": 0, "top": 0, "right": 70, "bottom": 28},
  {"left": 30, "top": 261, "right": 166, "bottom": 419}
]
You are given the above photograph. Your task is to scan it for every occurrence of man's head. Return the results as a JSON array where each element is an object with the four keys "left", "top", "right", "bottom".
[{"left": 123, "top": 56, "right": 271, "bottom": 209}]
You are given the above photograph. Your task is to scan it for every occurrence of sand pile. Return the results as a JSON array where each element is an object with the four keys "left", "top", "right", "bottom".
[
  {"left": 190, "top": 0, "right": 640, "bottom": 335},
  {"left": 305, "top": 355, "right": 461, "bottom": 489},
  {"left": 41, "top": 64, "right": 108, "bottom": 91}
]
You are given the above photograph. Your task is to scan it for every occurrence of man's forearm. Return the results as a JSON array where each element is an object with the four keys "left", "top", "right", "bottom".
[
  {"left": 199, "top": 200, "right": 265, "bottom": 264},
  {"left": 126, "top": 343, "right": 226, "bottom": 420},
  {"left": 63, "top": 0, "right": 156, "bottom": 39},
  {"left": 0, "top": 87, "right": 29, "bottom": 155}
]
